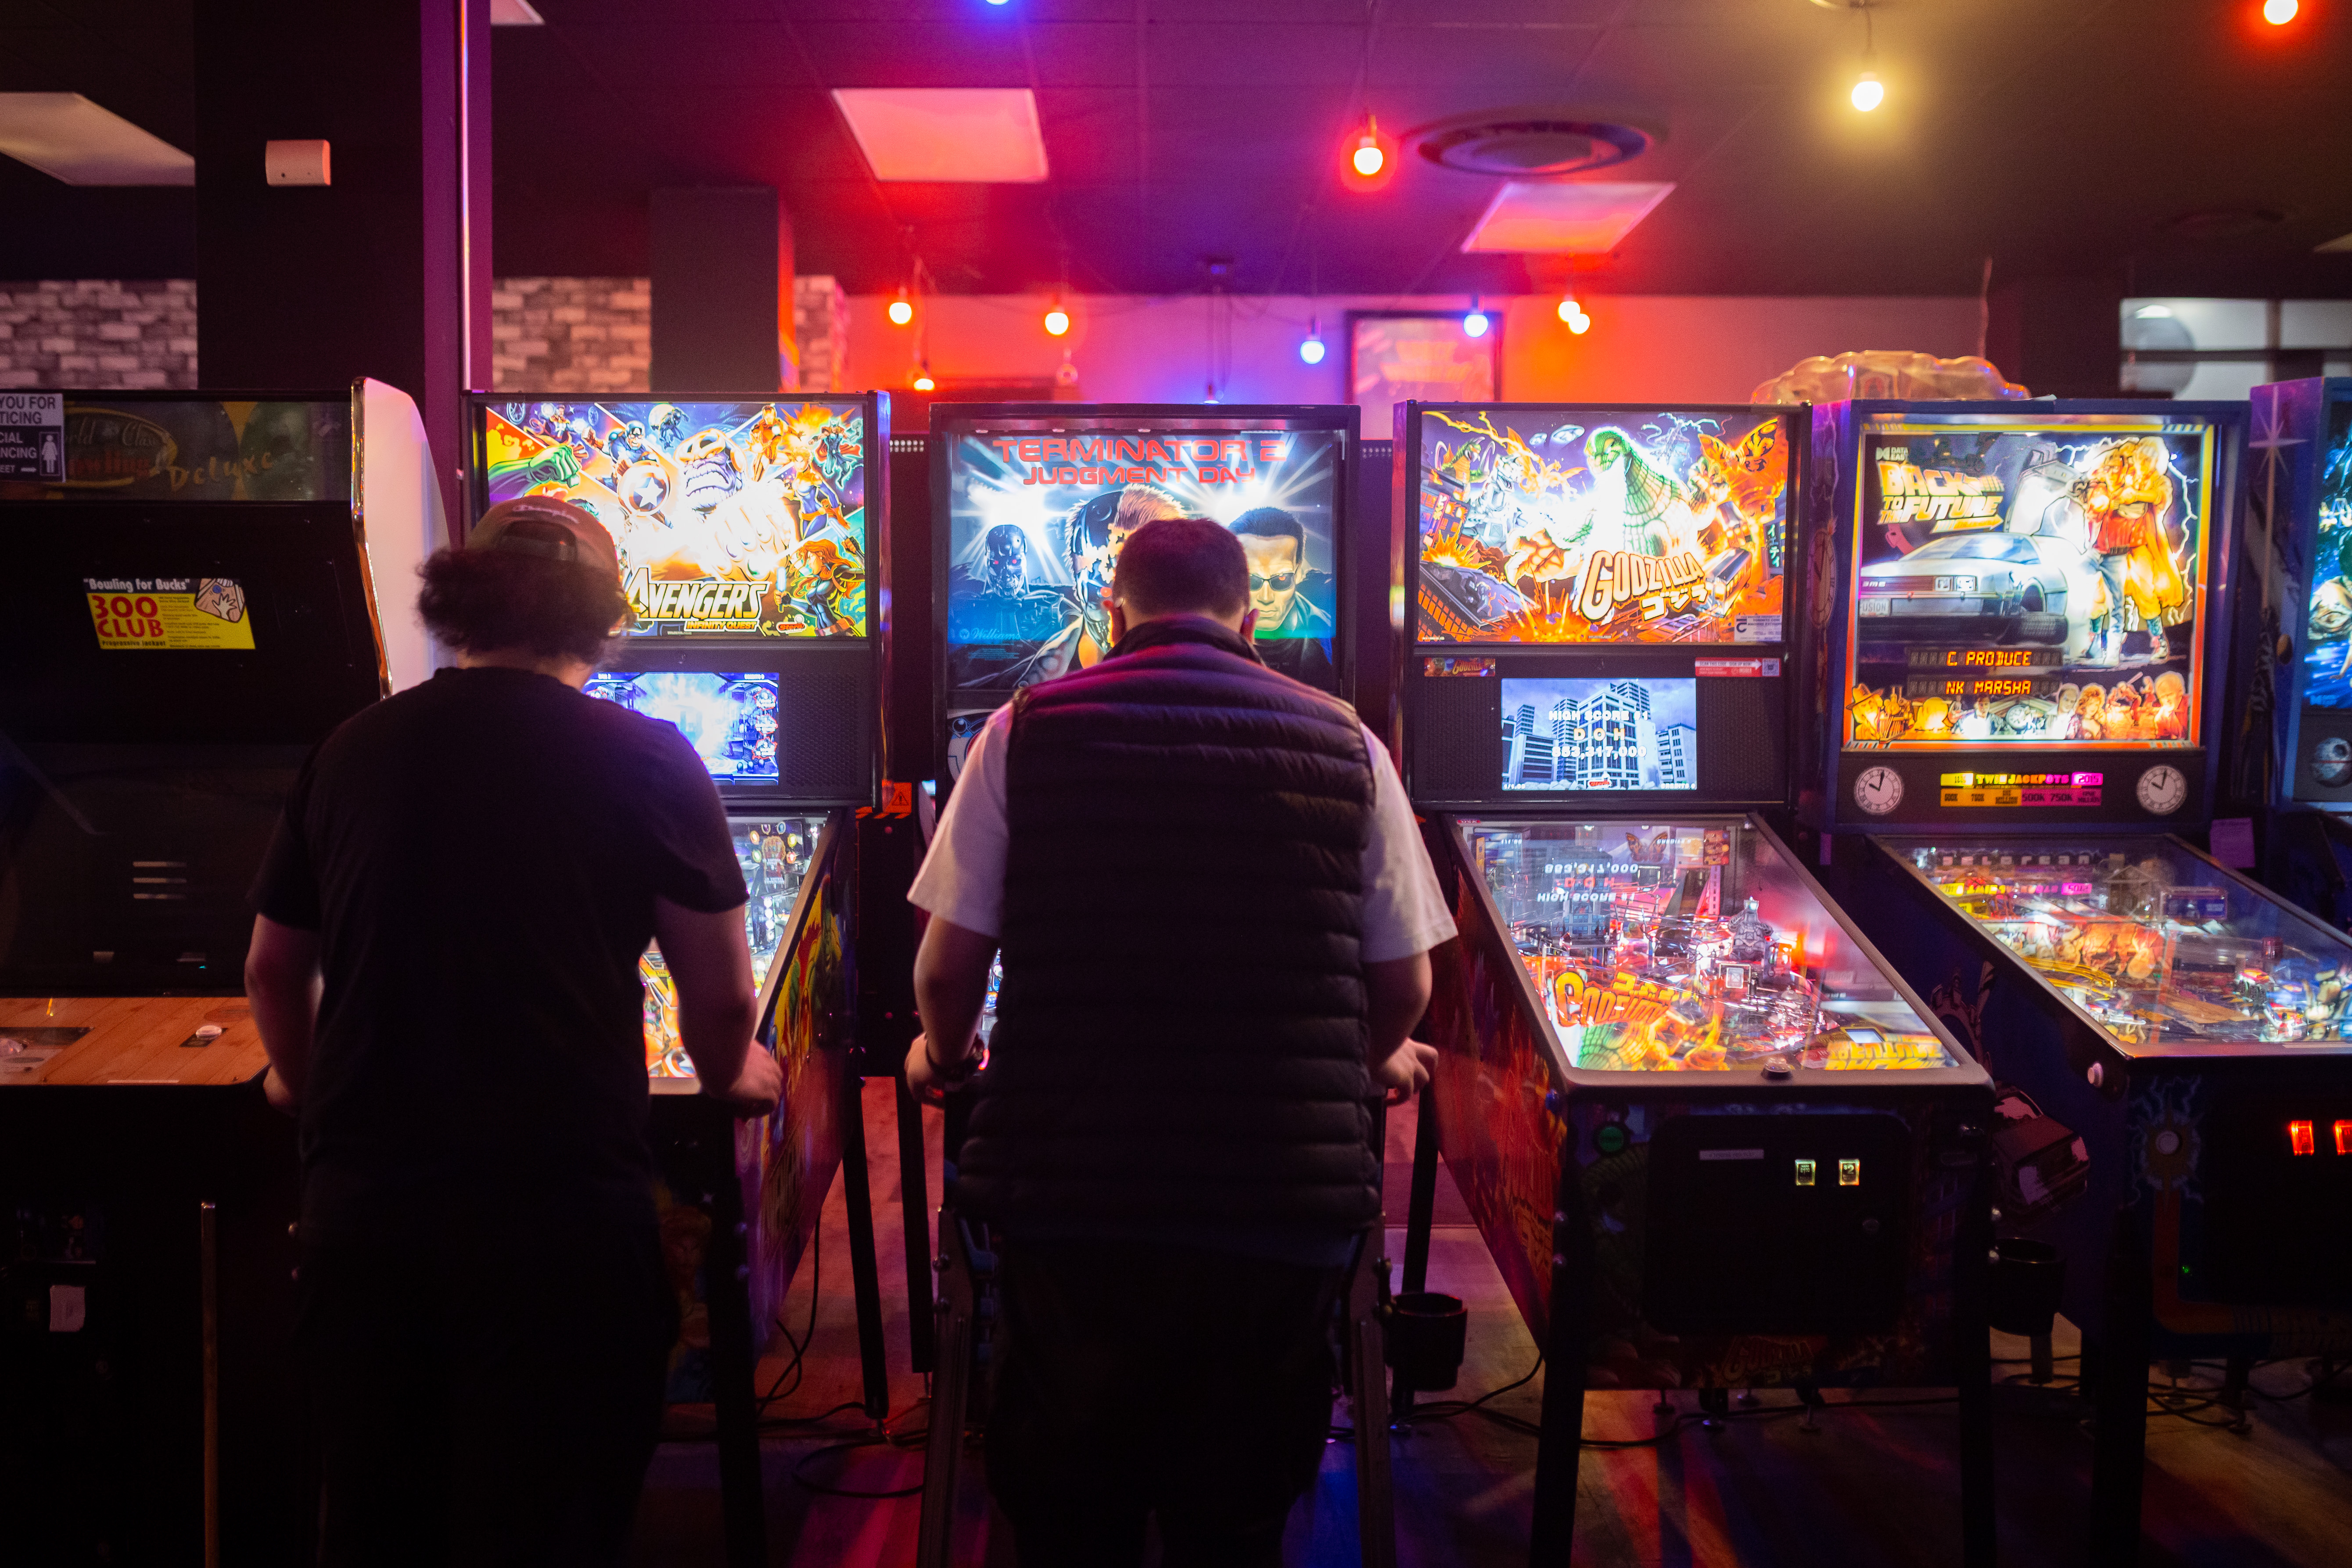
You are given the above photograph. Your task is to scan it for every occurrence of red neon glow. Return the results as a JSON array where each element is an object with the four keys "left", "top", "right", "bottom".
[{"left": 2289, "top": 1119, "right": 2317, "bottom": 1156}]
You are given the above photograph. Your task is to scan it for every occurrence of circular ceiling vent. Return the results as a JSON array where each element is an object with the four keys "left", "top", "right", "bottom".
[{"left": 1417, "top": 118, "right": 1652, "bottom": 179}]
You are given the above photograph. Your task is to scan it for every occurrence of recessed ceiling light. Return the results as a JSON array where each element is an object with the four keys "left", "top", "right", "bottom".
[
  {"left": 0, "top": 93, "right": 192, "bottom": 185},
  {"left": 2318, "top": 231, "right": 2352, "bottom": 254},
  {"left": 1460, "top": 181, "right": 1674, "bottom": 255},
  {"left": 833, "top": 89, "right": 1049, "bottom": 183},
  {"left": 489, "top": 0, "right": 544, "bottom": 23}
]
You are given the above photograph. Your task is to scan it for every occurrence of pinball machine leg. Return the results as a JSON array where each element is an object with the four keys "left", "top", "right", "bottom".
[
  {"left": 896, "top": 1070, "right": 936, "bottom": 1374},
  {"left": 1528, "top": 1179, "right": 1589, "bottom": 1568},
  {"left": 1955, "top": 1162, "right": 1997, "bottom": 1568},
  {"left": 916, "top": 1212, "right": 979, "bottom": 1568},
  {"left": 2087, "top": 1206, "right": 2152, "bottom": 1568},
  {"left": 1402, "top": 1083, "right": 1441, "bottom": 1295},
  {"left": 1344, "top": 1229, "right": 1398, "bottom": 1568},
  {"left": 837, "top": 1064, "right": 892, "bottom": 1421},
  {"left": 699, "top": 1103, "right": 768, "bottom": 1568}
]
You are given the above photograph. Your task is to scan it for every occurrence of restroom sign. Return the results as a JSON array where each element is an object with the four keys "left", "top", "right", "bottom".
[{"left": 0, "top": 392, "right": 65, "bottom": 481}]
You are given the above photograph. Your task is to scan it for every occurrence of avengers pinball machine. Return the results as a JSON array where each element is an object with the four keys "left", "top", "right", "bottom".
[
  {"left": 1395, "top": 401, "right": 1996, "bottom": 1568},
  {"left": 2252, "top": 377, "right": 2352, "bottom": 924},
  {"left": 468, "top": 393, "right": 891, "bottom": 1565},
  {"left": 0, "top": 384, "right": 436, "bottom": 1565},
  {"left": 1803, "top": 400, "right": 2352, "bottom": 1563}
]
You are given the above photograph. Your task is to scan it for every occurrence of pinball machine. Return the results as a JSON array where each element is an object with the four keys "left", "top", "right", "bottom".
[
  {"left": 908, "top": 402, "right": 1415, "bottom": 1564},
  {"left": 1800, "top": 398, "right": 2352, "bottom": 1565},
  {"left": 0, "top": 384, "right": 437, "bottom": 1564},
  {"left": 2250, "top": 377, "right": 2352, "bottom": 925},
  {"left": 466, "top": 392, "right": 893, "bottom": 1567},
  {"left": 1392, "top": 401, "right": 1997, "bottom": 1568}
]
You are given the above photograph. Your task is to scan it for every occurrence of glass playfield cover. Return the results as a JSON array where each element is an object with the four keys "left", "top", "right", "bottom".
[
  {"left": 640, "top": 817, "right": 822, "bottom": 1078},
  {"left": 1888, "top": 838, "right": 2352, "bottom": 1057},
  {"left": 479, "top": 400, "right": 867, "bottom": 638},
  {"left": 1414, "top": 407, "right": 1790, "bottom": 646},
  {"left": 1464, "top": 818, "right": 1951, "bottom": 1073},
  {"left": 1844, "top": 413, "right": 2216, "bottom": 750}
]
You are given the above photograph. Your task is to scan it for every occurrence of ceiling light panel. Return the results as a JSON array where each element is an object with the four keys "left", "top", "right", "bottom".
[
  {"left": 1460, "top": 180, "right": 1675, "bottom": 254},
  {"left": 832, "top": 89, "right": 1049, "bottom": 183},
  {"left": 0, "top": 93, "right": 193, "bottom": 186}
]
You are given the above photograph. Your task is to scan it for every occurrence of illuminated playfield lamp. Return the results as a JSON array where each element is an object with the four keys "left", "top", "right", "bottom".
[
  {"left": 2264, "top": 0, "right": 2298, "bottom": 22},
  {"left": 1556, "top": 295, "right": 1592, "bottom": 334},
  {"left": 887, "top": 287, "right": 914, "bottom": 326},
  {"left": 1300, "top": 317, "right": 1327, "bottom": 365},
  {"left": 1851, "top": 69, "right": 1884, "bottom": 111},
  {"left": 1462, "top": 300, "right": 1491, "bottom": 338},
  {"left": 1043, "top": 300, "right": 1072, "bottom": 337}
]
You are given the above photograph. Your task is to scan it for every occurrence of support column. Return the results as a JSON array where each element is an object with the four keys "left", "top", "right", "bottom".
[
  {"left": 194, "top": 0, "right": 490, "bottom": 534},
  {"left": 650, "top": 187, "right": 795, "bottom": 392},
  {"left": 1985, "top": 275, "right": 2126, "bottom": 398}
]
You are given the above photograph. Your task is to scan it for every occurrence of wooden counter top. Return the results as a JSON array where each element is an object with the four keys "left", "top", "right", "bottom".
[{"left": 0, "top": 994, "right": 268, "bottom": 1087}]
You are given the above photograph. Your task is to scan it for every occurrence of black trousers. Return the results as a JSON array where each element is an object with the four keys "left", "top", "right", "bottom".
[
  {"left": 296, "top": 1214, "right": 675, "bottom": 1568},
  {"left": 985, "top": 1238, "right": 1348, "bottom": 1568}
]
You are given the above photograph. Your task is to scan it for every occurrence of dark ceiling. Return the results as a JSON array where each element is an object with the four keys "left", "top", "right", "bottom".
[{"left": 5, "top": 0, "right": 2351, "bottom": 299}]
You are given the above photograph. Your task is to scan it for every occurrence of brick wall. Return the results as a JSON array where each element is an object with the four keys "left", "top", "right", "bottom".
[
  {"left": 2, "top": 275, "right": 845, "bottom": 394},
  {"left": 0, "top": 280, "right": 199, "bottom": 390},
  {"left": 489, "top": 276, "right": 651, "bottom": 393}
]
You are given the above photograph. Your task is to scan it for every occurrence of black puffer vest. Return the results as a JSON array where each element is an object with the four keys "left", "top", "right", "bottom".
[{"left": 954, "top": 616, "right": 1381, "bottom": 1233}]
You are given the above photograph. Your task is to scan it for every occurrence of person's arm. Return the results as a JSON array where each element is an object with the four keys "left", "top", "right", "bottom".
[
  {"left": 651, "top": 897, "right": 780, "bottom": 1117},
  {"left": 905, "top": 916, "right": 998, "bottom": 1094},
  {"left": 1366, "top": 951, "right": 1437, "bottom": 1102},
  {"left": 245, "top": 914, "right": 322, "bottom": 1115}
]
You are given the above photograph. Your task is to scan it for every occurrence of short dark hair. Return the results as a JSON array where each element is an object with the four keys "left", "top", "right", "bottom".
[
  {"left": 1112, "top": 516, "right": 1248, "bottom": 619},
  {"left": 417, "top": 548, "right": 634, "bottom": 664},
  {"left": 1231, "top": 506, "right": 1304, "bottom": 551}
]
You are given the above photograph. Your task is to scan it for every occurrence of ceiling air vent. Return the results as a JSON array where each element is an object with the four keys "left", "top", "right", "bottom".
[{"left": 1417, "top": 118, "right": 1652, "bottom": 179}]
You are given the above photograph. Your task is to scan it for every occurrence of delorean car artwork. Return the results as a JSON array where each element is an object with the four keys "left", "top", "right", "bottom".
[{"left": 1856, "top": 449, "right": 2103, "bottom": 665}]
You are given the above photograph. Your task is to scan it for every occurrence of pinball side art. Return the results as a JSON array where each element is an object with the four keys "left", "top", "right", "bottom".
[
  {"left": 2299, "top": 405, "right": 2352, "bottom": 714},
  {"left": 1416, "top": 409, "right": 1790, "bottom": 646},
  {"left": 481, "top": 400, "right": 867, "bottom": 638}
]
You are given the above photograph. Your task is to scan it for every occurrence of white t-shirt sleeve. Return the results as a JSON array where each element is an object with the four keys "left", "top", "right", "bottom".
[
  {"left": 907, "top": 710, "right": 1455, "bottom": 962},
  {"left": 1358, "top": 722, "right": 1458, "bottom": 962},
  {"left": 906, "top": 705, "right": 1013, "bottom": 939}
]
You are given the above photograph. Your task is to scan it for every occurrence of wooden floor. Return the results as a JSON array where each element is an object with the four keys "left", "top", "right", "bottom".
[{"left": 629, "top": 1080, "right": 2352, "bottom": 1567}]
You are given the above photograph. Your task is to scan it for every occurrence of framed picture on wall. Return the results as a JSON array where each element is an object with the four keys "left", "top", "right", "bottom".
[{"left": 1350, "top": 311, "right": 1501, "bottom": 440}]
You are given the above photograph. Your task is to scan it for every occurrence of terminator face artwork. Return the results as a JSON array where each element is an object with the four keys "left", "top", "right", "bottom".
[
  {"left": 1242, "top": 532, "right": 1302, "bottom": 630},
  {"left": 942, "top": 425, "right": 1343, "bottom": 699}
]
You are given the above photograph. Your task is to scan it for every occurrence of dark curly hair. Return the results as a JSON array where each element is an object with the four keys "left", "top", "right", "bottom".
[{"left": 416, "top": 548, "right": 634, "bottom": 664}]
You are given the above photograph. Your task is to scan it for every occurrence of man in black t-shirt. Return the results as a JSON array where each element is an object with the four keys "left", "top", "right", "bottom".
[{"left": 245, "top": 496, "right": 780, "bottom": 1568}]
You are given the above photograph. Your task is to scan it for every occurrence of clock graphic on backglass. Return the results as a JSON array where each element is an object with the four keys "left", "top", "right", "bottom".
[
  {"left": 1853, "top": 766, "right": 1904, "bottom": 816},
  {"left": 2135, "top": 764, "right": 2187, "bottom": 816}
]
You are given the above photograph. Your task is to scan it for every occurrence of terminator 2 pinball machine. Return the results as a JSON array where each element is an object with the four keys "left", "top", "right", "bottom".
[
  {"left": 1394, "top": 402, "right": 1996, "bottom": 1567},
  {"left": 468, "top": 393, "right": 892, "bottom": 1563},
  {"left": 1804, "top": 398, "right": 2352, "bottom": 1562}
]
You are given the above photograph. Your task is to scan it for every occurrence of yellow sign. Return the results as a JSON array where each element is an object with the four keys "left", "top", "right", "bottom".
[{"left": 84, "top": 577, "right": 255, "bottom": 650}]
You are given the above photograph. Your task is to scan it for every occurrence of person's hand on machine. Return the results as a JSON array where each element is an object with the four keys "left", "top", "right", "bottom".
[
  {"left": 1373, "top": 1038, "right": 1439, "bottom": 1105},
  {"left": 709, "top": 1043, "right": 783, "bottom": 1118}
]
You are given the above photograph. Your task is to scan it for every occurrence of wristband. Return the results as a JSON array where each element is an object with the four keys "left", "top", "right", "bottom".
[{"left": 924, "top": 1037, "right": 980, "bottom": 1086}]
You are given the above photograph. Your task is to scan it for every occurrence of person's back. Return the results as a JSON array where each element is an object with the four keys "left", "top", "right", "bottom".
[
  {"left": 244, "top": 497, "right": 779, "bottom": 1568},
  {"left": 905, "top": 517, "right": 1452, "bottom": 1568},
  {"left": 279, "top": 663, "right": 735, "bottom": 1233},
  {"left": 961, "top": 612, "right": 1382, "bottom": 1239}
]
